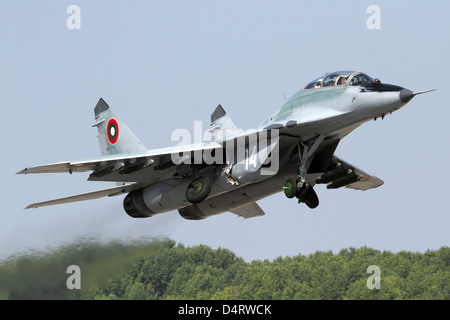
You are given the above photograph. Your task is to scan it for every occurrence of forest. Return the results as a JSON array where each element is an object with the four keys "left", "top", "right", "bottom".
[{"left": 0, "top": 238, "right": 448, "bottom": 300}]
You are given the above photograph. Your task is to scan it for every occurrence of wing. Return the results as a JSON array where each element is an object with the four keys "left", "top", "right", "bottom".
[
  {"left": 17, "top": 141, "right": 222, "bottom": 184},
  {"left": 315, "top": 156, "right": 383, "bottom": 191},
  {"left": 25, "top": 183, "right": 143, "bottom": 209},
  {"left": 230, "top": 202, "right": 265, "bottom": 219}
]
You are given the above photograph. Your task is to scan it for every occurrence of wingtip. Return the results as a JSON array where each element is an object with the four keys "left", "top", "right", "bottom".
[{"left": 16, "top": 168, "right": 28, "bottom": 175}]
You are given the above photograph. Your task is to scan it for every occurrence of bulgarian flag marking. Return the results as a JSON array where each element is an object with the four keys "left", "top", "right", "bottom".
[{"left": 107, "top": 119, "right": 119, "bottom": 144}]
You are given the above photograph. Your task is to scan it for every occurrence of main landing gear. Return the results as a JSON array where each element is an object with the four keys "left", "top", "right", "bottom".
[
  {"left": 186, "top": 177, "right": 212, "bottom": 204},
  {"left": 283, "top": 135, "right": 324, "bottom": 209}
]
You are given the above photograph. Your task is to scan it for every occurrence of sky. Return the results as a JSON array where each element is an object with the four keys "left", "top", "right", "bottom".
[{"left": 1, "top": 1, "right": 449, "bottom": 262}]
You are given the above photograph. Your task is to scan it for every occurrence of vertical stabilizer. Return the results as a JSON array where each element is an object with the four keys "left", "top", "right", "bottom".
[
  {"left": 93, "top": 98, "right": 147, "bottom": 156},
  {"left": 209, "top": 104, "right": 241, "bottom": 141}
]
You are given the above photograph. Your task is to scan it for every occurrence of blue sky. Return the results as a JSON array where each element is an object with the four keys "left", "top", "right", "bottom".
[{"left": 1, "top": 1, "right": 449, "bottom": 261}]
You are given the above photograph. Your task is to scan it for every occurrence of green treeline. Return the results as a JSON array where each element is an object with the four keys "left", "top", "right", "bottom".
[
  {"left": 1, "top": 239, "right": 448, "bottom": 300},
  {"left": 90, "top": 241, "right": 449, "bottom": 300},
  {"left": 0, "top": 237, "right": 168, "bottom": 299}
]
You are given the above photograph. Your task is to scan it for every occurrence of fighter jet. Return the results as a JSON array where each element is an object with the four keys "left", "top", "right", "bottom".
[{"left": 18, "top": 71, "right": 434, "bottom": 219}]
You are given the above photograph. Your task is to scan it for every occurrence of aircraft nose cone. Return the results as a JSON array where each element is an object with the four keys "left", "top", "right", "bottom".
[{"left": 400, "top": 88, "right": 414, "bottom": 103}]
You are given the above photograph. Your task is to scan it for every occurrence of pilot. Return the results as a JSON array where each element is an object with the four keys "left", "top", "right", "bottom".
[
  {"left": 337, "top": 76, "right": 348, "bottom": 85},
  {"left": 314, "top": 79, "right": 323, "bottom": 88}
]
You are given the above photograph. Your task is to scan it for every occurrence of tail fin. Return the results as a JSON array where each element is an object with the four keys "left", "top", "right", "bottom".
[
  {"left": 93, "top": 98, "right": 147, "bottom": 156},
  {"left": 209, "top": 104, "right": 241, "bottom": 141}
]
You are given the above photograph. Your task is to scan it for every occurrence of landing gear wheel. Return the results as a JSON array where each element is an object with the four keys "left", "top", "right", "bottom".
[
  {"left": 303, "top": 186, "right": 319, "bottom": 209},
  {"left": 296, "top": 185, "right": 319, "bottom": 209},
  {"left": 283, "top": 178, "right": 298, "bottom": 199},
  {"left": 186, "top": 177, "right": 211, "bottom": 204}
]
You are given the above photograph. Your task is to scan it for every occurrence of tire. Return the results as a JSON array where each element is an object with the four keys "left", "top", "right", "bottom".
[
  {"left": 283, "top": 178, "right": 298, "bottom": 199},
  {"left": 304, "top": 186, "right": 319, "bottom": 209},
  {"left": 186, "top": 177, "right": 211, "bottom": 204}
]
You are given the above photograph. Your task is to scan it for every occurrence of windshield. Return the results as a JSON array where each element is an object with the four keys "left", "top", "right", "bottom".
[
  {"left": 348, "top": 73, "right": 374, "bottom": 86},
  {"left": 303, "top": 77, "right": 323, "bottom": 90}
]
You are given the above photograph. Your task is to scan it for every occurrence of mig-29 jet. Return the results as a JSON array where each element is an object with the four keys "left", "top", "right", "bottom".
[{"left": 18, "top": 71, "right": 434, "bottom": 220}]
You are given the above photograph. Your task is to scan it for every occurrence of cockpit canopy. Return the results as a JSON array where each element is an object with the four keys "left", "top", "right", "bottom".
[{"left": 303, "top": 71, "right": 374, "bottom": 90}]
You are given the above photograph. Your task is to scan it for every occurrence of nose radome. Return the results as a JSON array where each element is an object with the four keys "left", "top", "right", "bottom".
[{"left": 400, "top": 88, "right": 414, "bottom": 103}]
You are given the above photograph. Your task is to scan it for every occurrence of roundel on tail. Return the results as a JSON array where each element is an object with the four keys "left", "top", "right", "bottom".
[{"left": 107, "top": 119, "right": 119, "bottom": 144}]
